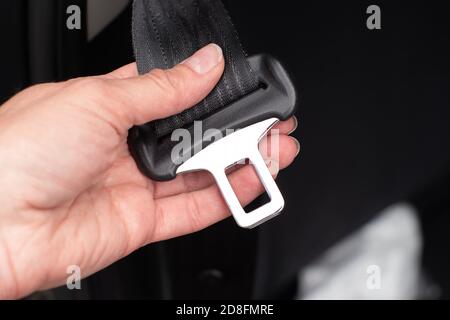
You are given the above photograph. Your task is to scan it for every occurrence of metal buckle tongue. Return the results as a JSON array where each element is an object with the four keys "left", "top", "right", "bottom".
[{"left": 176, "top": 118, "right": 284, "bottom": 229}]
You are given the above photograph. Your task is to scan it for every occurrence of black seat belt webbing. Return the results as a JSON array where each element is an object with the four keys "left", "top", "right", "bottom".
[{"left": 132, "top": 0, "right": 259, "bottom": 137}]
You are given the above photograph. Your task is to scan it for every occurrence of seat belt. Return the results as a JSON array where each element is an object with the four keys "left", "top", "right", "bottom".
[{"left": 129, "top": 0, "right": 297, "bottom": 228}]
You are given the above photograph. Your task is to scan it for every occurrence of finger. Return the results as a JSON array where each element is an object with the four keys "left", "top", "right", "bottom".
[
  {"left": 106, "top": 43, "right": 224, "bottom": 127},
  {"left": 153, "top": 170, "right": 215, "bottom": 199},
  {"left": 151, "top": 136, "right": 300, "bottom": 241},
  {"left": 104, "top": 62, "right": 138, "bottom": 79},
  {"left": 271, "top": 116, "right": 298, "bottom": 135},
  {"left": 152, "top": 134, "right": 298, "bottom": 198}
]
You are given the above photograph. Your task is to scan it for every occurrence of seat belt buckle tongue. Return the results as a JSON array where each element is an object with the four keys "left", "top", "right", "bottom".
[
  {"left": 177, "top": 117, "right": 284, "bottom": 228},
  {"left": 129, "top": 54, "right": 297, "bottom": 228}
]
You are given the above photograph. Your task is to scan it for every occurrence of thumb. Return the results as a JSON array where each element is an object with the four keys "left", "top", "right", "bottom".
[{"left": 108, "top": 43, "right": 224, "bottom": 127}]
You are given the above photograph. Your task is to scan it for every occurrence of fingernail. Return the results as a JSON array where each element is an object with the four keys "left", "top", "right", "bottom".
[
  {"left": 182, "top": 43, "right": 223, "bottom": 74},
  {"left": 288, "top": 116, "right": 299, "bottom": 135},
  {"left": 292, "top": 137, "right": 301, "bottom": 157}
]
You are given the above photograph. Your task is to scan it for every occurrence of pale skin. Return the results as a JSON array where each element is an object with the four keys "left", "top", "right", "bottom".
[{"left": 0, "top": 44, "right": 299, "bottom": 299}]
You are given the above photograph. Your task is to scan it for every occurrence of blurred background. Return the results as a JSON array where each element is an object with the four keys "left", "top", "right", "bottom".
[{"left": 1, "top": 0, "right": 450, "bottom": 299}]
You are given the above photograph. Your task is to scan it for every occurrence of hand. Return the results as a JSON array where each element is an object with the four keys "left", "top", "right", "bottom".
[{"left": 0, "top": 44, "right": 299, "bottom": 299}]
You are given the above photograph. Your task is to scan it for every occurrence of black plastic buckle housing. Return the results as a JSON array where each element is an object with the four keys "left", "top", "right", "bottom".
[{"left": 128, "top": 54, "right": 297, "bottom": 181}]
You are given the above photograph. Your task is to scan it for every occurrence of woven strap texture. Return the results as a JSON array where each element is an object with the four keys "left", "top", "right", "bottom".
[{"left": 132, "top": 0, "right": 259, "bottom": 137}]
